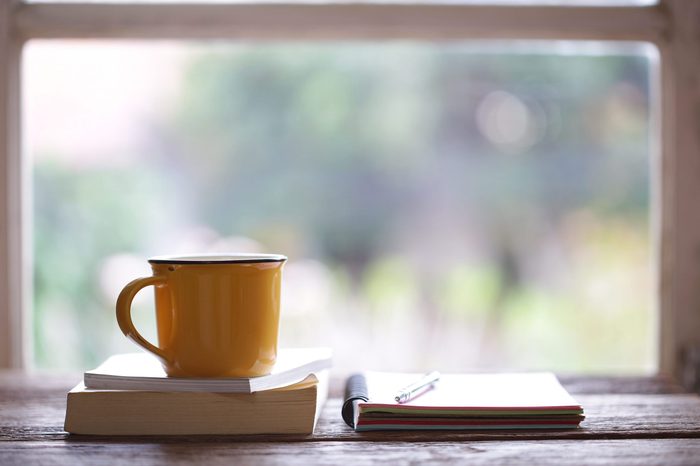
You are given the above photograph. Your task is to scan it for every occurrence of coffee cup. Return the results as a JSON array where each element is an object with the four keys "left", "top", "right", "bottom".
[{"left": 116, "top": 253, "right": 286, "bottom": 377}]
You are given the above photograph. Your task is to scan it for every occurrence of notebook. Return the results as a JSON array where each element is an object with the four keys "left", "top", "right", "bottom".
[
  {"left": 65, "top": 371, "right": 328, "bottom": 435},
  {"left": 84, "top": 347, "right": 332, "bottom": 393},
  {"left": 342, "top": 372, "right": 584, "bottom": 431}
]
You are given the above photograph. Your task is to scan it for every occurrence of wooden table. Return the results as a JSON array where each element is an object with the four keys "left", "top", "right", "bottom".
[{"left": 2, "top": 372, "right": 700, "bottom": 465}]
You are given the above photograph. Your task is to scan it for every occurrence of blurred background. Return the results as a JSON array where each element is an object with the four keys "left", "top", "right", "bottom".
[{"left": 25, "top": 40, "right": 655, "bottom": 374}]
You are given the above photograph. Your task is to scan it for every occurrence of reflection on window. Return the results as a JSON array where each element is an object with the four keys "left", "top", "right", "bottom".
[{"left": 26, "top": 40, "right": 654, "bottom": 373}]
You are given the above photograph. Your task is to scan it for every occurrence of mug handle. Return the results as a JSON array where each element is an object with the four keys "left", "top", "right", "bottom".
[{"left": 116, "top": 275, "right": 170, "bottom": 364}]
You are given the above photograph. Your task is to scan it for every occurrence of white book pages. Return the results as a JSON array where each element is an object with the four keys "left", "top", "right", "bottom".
[
  {"left": 84, "top": 347, "right": 332, "bottom": 393},
  {"left": 362, "top": 372, "right": 581, "bottom": 409}
]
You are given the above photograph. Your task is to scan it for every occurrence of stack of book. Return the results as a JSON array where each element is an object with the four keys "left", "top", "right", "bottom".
[
  {"left": 343, "top": 372, "right": 584, "bottom": 431},
  {"left": 65, "top": 348, "right": 332, "bottom": 435}
]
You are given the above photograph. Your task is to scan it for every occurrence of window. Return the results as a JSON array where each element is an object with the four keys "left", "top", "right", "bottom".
[
  {"left": 26, "top": 40, "right": 655, "bottom": 373},
  {"left": 2, "top": 1, "right": 700, "bottom": 379}
]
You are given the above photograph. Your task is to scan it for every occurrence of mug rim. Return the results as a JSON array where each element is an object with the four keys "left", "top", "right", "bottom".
[{"left": 148, "top": 253, "right": 287, "bottom": 265}]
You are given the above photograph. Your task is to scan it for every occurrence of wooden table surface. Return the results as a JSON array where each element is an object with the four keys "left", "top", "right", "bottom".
[{"left": 2, "top": 372, "right": 700, "bottom": 465}]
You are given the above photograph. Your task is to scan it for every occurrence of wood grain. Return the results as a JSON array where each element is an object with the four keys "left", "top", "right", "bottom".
[
  {"left": 14, "top": 2, "right": 666, "bottom": 42},
  {"left": 658, "top": 0, "right": 700, "bottom": 380},
  {"left": 1, "top": 374, "right": 700, "bottom": 444},
  {"left": 2, "top": 439, "right": 700, "bottom": 466},
  {"left": 0, "top": 0, "right": 24, "bottom": 371},
  {"left": 2, "top": 374, "right": 700, "bottom": 465}
]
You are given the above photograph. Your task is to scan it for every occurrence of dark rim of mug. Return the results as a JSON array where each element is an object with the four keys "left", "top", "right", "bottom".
[{"left": 148, "top": 254, "right": 287, "bottom": 265}]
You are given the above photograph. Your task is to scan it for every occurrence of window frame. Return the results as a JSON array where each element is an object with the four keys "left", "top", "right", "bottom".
[{"left": 2, "top": 0, "right": 698, "bottom": 379}]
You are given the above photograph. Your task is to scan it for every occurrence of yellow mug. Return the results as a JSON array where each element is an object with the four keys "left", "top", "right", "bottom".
[{"left": 116, "top": 253, "right": 286, "bottom": 377}]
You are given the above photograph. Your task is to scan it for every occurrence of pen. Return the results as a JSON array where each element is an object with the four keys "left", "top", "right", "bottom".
[{"left": 394, "top": 371, "right": 441, "bottom": 403}]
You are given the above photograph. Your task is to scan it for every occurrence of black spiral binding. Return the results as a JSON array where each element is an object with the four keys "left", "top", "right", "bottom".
[{"left": 341, "top": 373, "right": 369, "bottom": 428}]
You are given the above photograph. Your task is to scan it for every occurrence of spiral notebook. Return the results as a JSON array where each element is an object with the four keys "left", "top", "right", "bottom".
[{"left": 342, "top": 372, "right": 584, "bottom": 431}]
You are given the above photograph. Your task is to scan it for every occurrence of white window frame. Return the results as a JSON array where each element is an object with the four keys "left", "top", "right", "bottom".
[{"left": 1, "top": 0, "right": 698, "bottom": 379}]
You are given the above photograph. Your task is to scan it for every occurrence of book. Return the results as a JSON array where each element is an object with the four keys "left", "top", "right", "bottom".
[
  {"left": 342, "top": 372, "right": 584, "bottom": 431},
  {"left": 84, "top": 347, "right": 332, "bottom": 393},
  {"left": 65, "top": 370, "right": 328, "bottom": 435}
]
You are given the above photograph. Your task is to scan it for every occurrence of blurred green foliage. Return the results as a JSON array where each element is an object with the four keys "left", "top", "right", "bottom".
[{"left": 32, "top": 43, "right": 653, "bottom": 372}]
